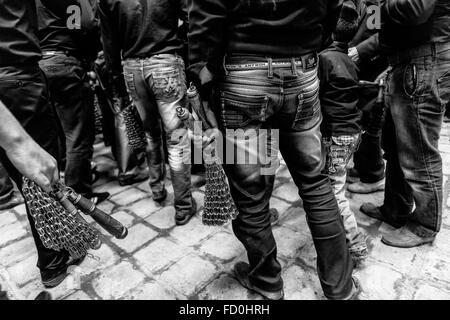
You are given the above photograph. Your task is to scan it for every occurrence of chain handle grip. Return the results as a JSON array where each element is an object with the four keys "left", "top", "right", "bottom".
[{"left": 66, "top": 189, "right": 128, "bottom": 239}]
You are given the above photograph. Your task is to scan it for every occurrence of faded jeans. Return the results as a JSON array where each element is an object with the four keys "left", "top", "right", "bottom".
[
  {"left": 381, "top": 42, "right": 450, "bottom": 237},
  {"left": 215, "top": 54, "right": 353, "bottom": 299},
  {"left": 123, "top": 54, "right": 193, "bottom": 214},
  {"left": 323, "top": 134, "right": 365, "bottom": 249}
]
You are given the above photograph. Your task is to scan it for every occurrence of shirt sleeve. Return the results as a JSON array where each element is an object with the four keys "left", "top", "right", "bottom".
[
  {"left": 384, "top": 0, "right": 437, "bottom": 26},
  {"left": 98, "top": 1, "right": 127, "bottom": 97},
  {"left": 187, "top": 0, "right": 228, "bottom": 86}
]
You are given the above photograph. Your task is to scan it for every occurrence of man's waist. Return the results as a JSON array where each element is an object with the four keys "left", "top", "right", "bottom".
[
  {"left": 224, "top": 52, "right": 318, "bottom": 71},
  {"left": 388, "top": 42, "right": 450, "bottom": 66}
]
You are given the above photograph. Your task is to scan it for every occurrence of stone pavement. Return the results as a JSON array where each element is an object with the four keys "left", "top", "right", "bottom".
[{"left": 2, "top": 124, "right": 450, "bottom": 300}]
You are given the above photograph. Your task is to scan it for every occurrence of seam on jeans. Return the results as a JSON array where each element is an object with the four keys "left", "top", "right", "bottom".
[{"left": 415, "top": 99, "right": 440, "bottom": 231}]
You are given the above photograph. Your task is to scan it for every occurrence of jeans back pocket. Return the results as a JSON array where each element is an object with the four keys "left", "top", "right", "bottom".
[{"left": 220, "top": 91, "right": 269, "bottom": 129}]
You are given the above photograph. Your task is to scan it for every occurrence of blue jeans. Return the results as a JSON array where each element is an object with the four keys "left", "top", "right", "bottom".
[
  {"left": 381, "top": 42, "right": 450, "bottom": 237},
  {"left": 214, "top": 55, "right": 353, "bottom": 299},
  {"left": 123, "top": 54, "right": 193, "bottom": 214}
]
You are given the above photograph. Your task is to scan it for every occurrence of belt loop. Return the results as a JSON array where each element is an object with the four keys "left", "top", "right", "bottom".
[
  {"left": 291, "top": 58, "right": 297, "bottom": 75},
  {"left": 223, "top": 54, "right": 230, "bottom": 76},
  {"left": 267, "top": 57, "right": 273, "bottom": 79},
  {"left": 431, "top": 43, "right": 437, "bottom": 59}
]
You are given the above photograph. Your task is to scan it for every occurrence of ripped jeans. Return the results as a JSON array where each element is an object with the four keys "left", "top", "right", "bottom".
[
  {"left": 123, "top": 54, "right": 193, "bottom": 214},
  {"left": 323, "top": 134, "right": 365, "bottom": 250}
]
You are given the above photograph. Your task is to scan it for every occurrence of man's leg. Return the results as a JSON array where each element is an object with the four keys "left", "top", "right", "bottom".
[
  {"left": 0, "top": 67, "right": 71, "bottom": 282},
  {"left": 40, "top": 55, "right": 95, "bottom": 197},
  {"left": 146, "top": 55, "right": 194, "bottom": 223},
  {"left": 280, "top": 121, "right": 354, "bottom": 299}
]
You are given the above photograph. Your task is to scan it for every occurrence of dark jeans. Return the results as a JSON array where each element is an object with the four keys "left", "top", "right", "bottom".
[
  {"left": 40, "top": 53, "right": 95, "bottom": 196},
  {"left": 0, "top": 65, "right": 69, "bottom": 273},
  {"left": 353, "top": 86, "right": 386, "bottom": 183},
  {"left": 0, "top": 162, "right": 14, "bottom": 204},
  {"left": 215, "top": 55, "right": 353, "bottom": 299},
  {"left": 123, "top": 54, "right": 192, "bottom": 214},
  {"left": 381, "top": 42, "right": 450, "bottom": 237}
]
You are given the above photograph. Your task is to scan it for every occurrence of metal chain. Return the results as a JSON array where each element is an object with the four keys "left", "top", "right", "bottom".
[
  {"left": 203, "top": 163, "right": 239, "bottom": 226},
  {"left": 122, "top": 104, "right": 147, "bottom": 151},
  {"left": 22, "top": 178, "right": 101, "bottom": 259}
]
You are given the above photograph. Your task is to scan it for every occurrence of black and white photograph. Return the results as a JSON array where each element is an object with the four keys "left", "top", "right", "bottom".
[{"left": 0, "top": 0, "right": 450, "bottom": 307}]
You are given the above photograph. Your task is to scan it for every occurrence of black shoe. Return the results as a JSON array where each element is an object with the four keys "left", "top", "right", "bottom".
[
  {"left": 41, "top": 255, "right": 86, "bottom": 288},
  {"left": 34, "top": 291, "right": 52, "bottom": 300},
  {"left": 233, "top": 262, "right": 284, "bottom": 300},
  {"left": 152, "top": 188, "right": 168, "bottom": 203},
  {"left": 86, "top": 192, "right": 110, "bottom": 205},
  {"left": 360, "top": 203, "right": 404, "bottom": 228},
  {"left": 175, "top": 199, "right": 197, "bottom": 226},
  {"left": 118, "top": 172, "right": 149, "bottom": 186}
]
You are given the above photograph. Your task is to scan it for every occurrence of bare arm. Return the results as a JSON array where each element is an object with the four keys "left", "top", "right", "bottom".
[{"left": 0, "top": 101, "right": 59, "bottom": 192}]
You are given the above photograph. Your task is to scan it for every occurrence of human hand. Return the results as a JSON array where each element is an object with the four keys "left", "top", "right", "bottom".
[{"left": 7, "top": 137, "right": 59, "bottom": 193}]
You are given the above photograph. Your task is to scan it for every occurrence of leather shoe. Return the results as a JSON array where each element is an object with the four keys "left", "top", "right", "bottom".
[
  {"left": 360, "top": 203, "right": 404, "bottom": 228},
  {"left": 153, "top": 188, "right": 168, "bottom": 202},
  {"left": 233, "top": 262, "right": 284, "bottom": 300},
  {"left": 175, "top": 198, "right": 197, "bottom": 226},
  {"left": 347, "top": 179, "right": 385, "bottom": 194},
  {"left": 381, "top": 226, "right": 435, "bottom": 248},
  {"left": 41, "top": 255, "right": 86, "bottom": 288}
]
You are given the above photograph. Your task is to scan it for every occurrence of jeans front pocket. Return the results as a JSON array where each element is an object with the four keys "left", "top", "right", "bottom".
[{"left": 220, "top": 91, "right": 269, "bottom": 129}]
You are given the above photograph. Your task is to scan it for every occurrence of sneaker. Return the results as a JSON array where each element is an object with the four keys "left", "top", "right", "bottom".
[
  {"left": 41, "top": 255, "right": 86, "bottom": 288},
  {"left": 347, "top": 179, "right": 385, "bottom": 194},
  {"left": 175, "top": 198, "right": 197, "bottom": 226},
  {"left": 233, "top": 262, "right": 284, "bottom": 300}
]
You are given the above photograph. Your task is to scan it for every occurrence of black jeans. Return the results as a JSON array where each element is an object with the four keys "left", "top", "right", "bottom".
[
  {"left": 40, "top": 53, "right": 95, "bottom": 196},
  {"left": 353, "top": 86, "right": 386, "bottom": 183},
  {"left": 0, "top": 65, "right": 69, "bottom": 273},
  {"left": 215, "top": 55, "right": 353, "bottom": 299},
  {"left": 380, "top": 43, "right": 450, "bottom": 237}
]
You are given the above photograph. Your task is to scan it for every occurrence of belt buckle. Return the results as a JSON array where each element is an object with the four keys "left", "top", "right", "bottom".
[{"left": 301, "top": 53, "right": 317, "bottom": 70}]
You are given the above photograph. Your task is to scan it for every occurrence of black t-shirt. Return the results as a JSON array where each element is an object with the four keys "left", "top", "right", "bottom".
[
  {"left": 37, "top": 0, "right": 100, "bottom": 60},
  {"left": 0, "top": 0, "right": 42, "bottom": 67}
]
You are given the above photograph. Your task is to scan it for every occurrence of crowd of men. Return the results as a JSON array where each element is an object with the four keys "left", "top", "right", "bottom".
[{"left": 0, "top": 0, "right": 449, "bottom": 300}]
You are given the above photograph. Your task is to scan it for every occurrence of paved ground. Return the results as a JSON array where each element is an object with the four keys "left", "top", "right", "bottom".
[{"left": 2, "top": 124, "right": 450, "bottom": 300}]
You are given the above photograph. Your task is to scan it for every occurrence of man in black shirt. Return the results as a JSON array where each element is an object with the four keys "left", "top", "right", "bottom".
[
  {"left": 0, "top": 0, "right": 85, "bottom": 288},
  {"left": 361, "top": 0, "right": 450, "bottom": 248},
  {"left": 37, "top": 0, "right": 109, "bottom": 204},
  {"left": 188, "top": 0, "right": 358, "bottom": 300},
  {"left": 98, "top": 0, "right": 197, "bottom": 225}
]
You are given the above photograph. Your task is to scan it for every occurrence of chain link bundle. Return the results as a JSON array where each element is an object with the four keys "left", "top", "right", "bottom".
[
  {"left": 202, "top": 163, "right": 239, "bottom": 226},
  {"left": 21, "top": 178, "right": 101, "bottom": 259},
  {"left": 122, "top": 104, "right": 147, "bottom": 151}
]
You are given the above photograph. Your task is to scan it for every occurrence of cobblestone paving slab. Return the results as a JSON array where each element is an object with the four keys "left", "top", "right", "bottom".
[{"left": 2, "top": 124, "right": 450, "bottom": 300}]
